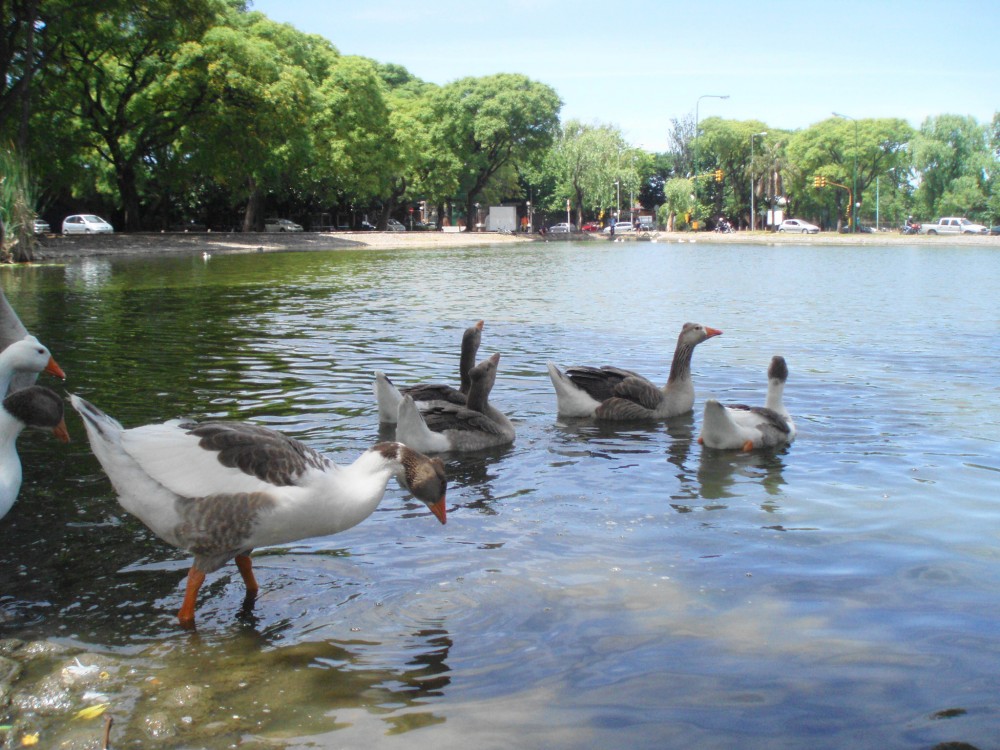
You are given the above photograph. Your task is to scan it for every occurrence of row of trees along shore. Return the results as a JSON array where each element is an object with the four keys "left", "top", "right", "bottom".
[{"left": 1, "top": 1, "right": 998, "bottom": 260}]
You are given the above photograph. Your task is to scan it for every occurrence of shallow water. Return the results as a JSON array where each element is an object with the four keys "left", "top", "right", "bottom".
[{"left": 2, "top": 240, "right": 999, "bottom": 748}]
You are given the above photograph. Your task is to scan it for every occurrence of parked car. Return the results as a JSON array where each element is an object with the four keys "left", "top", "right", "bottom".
[
  {"left": 777, "top": 218, "right": 819, "bottom": 234},
  {"left": 62, "top": 214, "right": 114, "bottom": 234},
  {"left": 386, "top": 218, "right": 407, "bottom": 231},
  {"left": 990, "top": 226, "right": 1000, "bottom": 236},
  {"left": 33, "top": 218, "right": 50, "bottom": 234},
  {"left": 548, "top": 222, "right": 576, "bottom": 234},
  {"left": 264, "top": 218, "right": 303, "bottom": 232},
  {"left": 581, "top": 222, "right": 601, "bottom": 232},
  {"left": 602, "top": 221, "right": 634, "bottom": 233},
  {"left": 919, "top": 217, "right": 988, "bottom": 235}
]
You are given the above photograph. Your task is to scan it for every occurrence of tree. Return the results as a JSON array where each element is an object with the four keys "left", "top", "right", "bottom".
[
  {"left": 786, "top": 117, "right": 912, "bottom": 229},
  {"left": 36, "top": 0, "right": 233, "bottom": 229},
  {"left": 311, "top": 55, "right": 398, "bottom": 226},
  {"left": 666, "top": 114, "right": 695, "bottom": 177},
  {"left": 913, "top": 114, "right": 991, "bottom": 220},
  {"left": 698, "top": 118, "right": 771, "bottom": 228},
  {"left": 176, "top": 12, "right": 324, "bottom": 231},
  {"left": 431, "top": 74, "right": 561, "bottom": 229},
  {"left": 546, "top": 120, "right": 630, "bottom": 225},
  {"left": 659, "top": 177, "right": 695, "bottom": 231}
]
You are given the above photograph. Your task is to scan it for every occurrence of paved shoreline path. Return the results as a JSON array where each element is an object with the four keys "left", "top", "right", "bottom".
[{"left": 28, "top": 229, "right": 999, "bottom": 261}]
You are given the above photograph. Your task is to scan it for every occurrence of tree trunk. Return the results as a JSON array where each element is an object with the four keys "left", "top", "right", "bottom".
[
  {"left": 18, "top": 0, "right": 38, "bottom": 152},
  {"left": 465, "top": 194, "right": 479, "bottom": 232},
  {"left": 243, "top": 179, "right": 262, "bottom": 232},
  {"left": 116, "top": 162, "right": 143, "bottom": 231}
]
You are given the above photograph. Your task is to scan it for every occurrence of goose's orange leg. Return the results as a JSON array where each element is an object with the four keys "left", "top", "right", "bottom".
[
  {"left": 235, "top": 554, "right": 259, "bottom": 598},
  {"left": 178, "top": 567, "right": 206, "bottom": 628}
]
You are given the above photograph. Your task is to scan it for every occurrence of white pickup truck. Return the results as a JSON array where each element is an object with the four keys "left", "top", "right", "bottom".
[{"left": 919, "top": 217, "right": 988, "bottom": 235}]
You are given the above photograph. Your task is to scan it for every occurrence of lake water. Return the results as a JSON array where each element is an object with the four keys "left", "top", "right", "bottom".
[{"left": 1, "top": 240, "right": 999, "bottom": 748}]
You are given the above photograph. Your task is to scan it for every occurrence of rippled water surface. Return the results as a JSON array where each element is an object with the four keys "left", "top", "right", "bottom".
[{"left": 2, "top": 240, "right": 1000, "bottom": 748}]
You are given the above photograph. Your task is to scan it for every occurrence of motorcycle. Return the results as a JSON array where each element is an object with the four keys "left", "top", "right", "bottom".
[
  {"left": 901, "top": 218, "right": 921, "bottom": 235},
  {"left": 714, "top": 218, "right": 734, "bottom": 234}
]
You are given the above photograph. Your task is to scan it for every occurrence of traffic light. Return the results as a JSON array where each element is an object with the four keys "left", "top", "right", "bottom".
[
  {"left": 813, "top": 176, "right": 822, "bottom": 188},
  {"left": 821, "top": 176, "right": 828, "bottom": 187},
  {"left": 714, "top": 169, "right": 723, "bottom": 182}
]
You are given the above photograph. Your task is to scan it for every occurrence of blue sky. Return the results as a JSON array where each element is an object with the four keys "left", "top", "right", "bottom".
[{"left": 249, "top": 0, "right": 998, "bottom": 151}]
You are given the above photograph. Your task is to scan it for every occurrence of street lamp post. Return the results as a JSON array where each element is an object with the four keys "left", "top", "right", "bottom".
[
  {"left": 750, "top": 131, "right": 767, "bottom": 231},
  {"left": 833, "top": 112, "right": 858, "bottom": 233},
  {"left": 614, "top": 180, "right": 621, "bottom": 221}
]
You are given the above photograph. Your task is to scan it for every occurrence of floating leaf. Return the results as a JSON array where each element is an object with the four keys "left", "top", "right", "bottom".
[
  {"left": 21, "top": 733, "right": 39, "bottom": 746},
  {"left": 74, "top": 704, "right": 110, "bottom": 721}
]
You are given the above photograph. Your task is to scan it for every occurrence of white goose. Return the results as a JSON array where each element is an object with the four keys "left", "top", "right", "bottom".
[
  {"left": 1, "top": 386, "right": 70, "bottom": 520},
  {"left": 395, "top": 352, "right": 515, "bottom": 453},
  {"left": 547, "top": 322, "right": 722, "bottom": 420},
  {"left": 69, "top": 394, "right": 448, "bottom": 627},
  {"left": 0, "top": 335, "right": 66, "bottom": 396},
  {"left": 374, "top": 320, "right": 484, "bottom": 423},
  {"left": 0, "top": 288, "right": 29, "bottom": 348},
  {"left": 698, "top": 355, "right": 796, "bottom": 451}
]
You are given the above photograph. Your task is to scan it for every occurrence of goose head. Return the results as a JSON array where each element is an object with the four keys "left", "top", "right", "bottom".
[
  {"left": 678, "top": 322, "right": 723, "bottom": 348},
  {"left": 2, "top": 335, "right": 66, "bottom": 381},
  {"left": 388, "top": 443, "right": 448, "bottom": 524},
  {"left": 3, "top": 385, "right": 70, "bottom": 442}
]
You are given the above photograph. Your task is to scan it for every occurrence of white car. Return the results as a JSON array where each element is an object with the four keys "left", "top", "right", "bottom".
[
  {"left": 62, "top": 214, "right": 114, "bottom": 234},
  {"left": 602, "top": 221, "right": 634, "bottom": 233},
  {"left": 386, "top": 218, "right": 407, "bottom": 231},
  {"left": 920, "top": 217, "right": 988, "bottom": 235},
  {"left": 777, "top": 219, "right": 819, "bottom": 234},
  {"left": 548, "top": 222, "right": 576, "bottom": 234},
  {"left": 264, "top": 218, "right": 303, "bottom": 232}
]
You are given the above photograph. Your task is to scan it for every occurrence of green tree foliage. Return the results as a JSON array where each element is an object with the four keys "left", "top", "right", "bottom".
[
  {"left": 913, "top": 114, "right": 990, "bottom": 220},
  {"left": 0, "top": 145, "right": 37, "bottom": 260},
  {"left": 430, "top": 73, "right": 561, "bottom": 228},
  {"left": 174, "top": 12, "right": 321, "bottom": 231},
  {"left": 35, "top": 0, "right": 234, "bottom": 229},
  {"left": 546, "top": 120, "right": 630, "bottom": 225},
  {"left": 786, "top": 117, "right": 913, "bottom": 229},
  {"left": 659, "top": 177, "right": 695, "bottom": 231}
]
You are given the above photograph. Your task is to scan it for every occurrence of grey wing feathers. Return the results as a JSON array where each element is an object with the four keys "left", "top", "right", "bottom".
[
  {"left": 565, "top": 366, "right": 640, "bottom": 402},
  {"left": 610, "top": 375, "right": 663, "bottom": 410},
  {"left": 594, "top": 397, "right": 656, "bottom": 420},
  {"left": 749, "top": 406, "right": 792, "bottom": 436},
  {"left": 182, "top": 421, "right": 330, "bottom": 486},
  {"left": 419, "top": 404, "right": 508, "bottom": 436},
  {"left": 402, "top": 383, "right": 468, "bottom": 406}
]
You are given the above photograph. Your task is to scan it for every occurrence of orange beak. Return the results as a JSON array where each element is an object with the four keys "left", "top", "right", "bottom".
[
  {"left": 428, "top": 497, "right": 447, "bottom": 525},
  {"left": 705, "top": 327, "right": 723, "bottom": 338},
  {"left": 52, "top": 419, "right": 70, "bottom": 443},
  {"left": 45, "top": 357, "right": 66, "bottom": 380}
]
